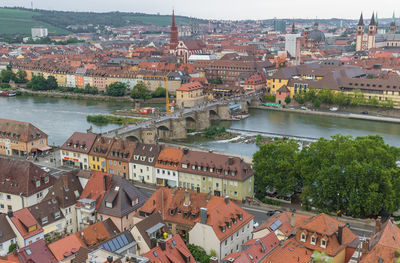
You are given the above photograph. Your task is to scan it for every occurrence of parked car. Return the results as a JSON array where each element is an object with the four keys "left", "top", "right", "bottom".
[
  {"left": 361, "top": 111, "right": 369, "bottom": 115},
  {"left": 266, "top": 210, "right": 276, "bottom": 217},
  {"left": 253, "top": 220, "right": 259, "bottom": 229}
]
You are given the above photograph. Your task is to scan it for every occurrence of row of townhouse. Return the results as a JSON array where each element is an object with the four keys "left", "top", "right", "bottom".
[
  {"left": 60, "top": 132, "right": 254, "bottom": 201},
  {"left": 12, "top": 63, "right": 190, "bottom": 94},
  {"left": 267, "top": 61, "right": 400, "bottom": 108}
]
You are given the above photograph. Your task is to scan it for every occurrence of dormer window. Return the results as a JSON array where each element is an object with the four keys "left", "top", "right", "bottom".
[
  {"left": 35, "top": 180, "right": 41, "bottom": 188},
  {"left": 54, "top": 211, "right": 61, "bottom": 219},
  {"left": 224, "top": 170, "right": 228, "bottom": 175},
  {"left": 238, "top": 214, "right": 243, "bottom": 221},
  {"left": 210, "top": 168, "right": 214, "bottom": 172},
  {"left": 226, "top": 222, "right": 231, "bottom": 229},
  {"left": 44, "top": 176, "right": 49, "bottom": 184},
  {"left": 231, "top": 171, "right": 236, "bottom": 176},
  {"left": 321, "top": 239, "right": 327, "bottom": 248},
  {"left": 300, "top": 232, "right": 307, "bottom": 242},
  {"left": 149, "top": 158, "right": 154, "bottom": 162},
  {"left": 310, "top": 235, "right": 317, "bottom": 245},
  {"left": 41, "top": 216, "right": 48, "bottom": 224},
  {"left": 192, "top": 165, "right": 196, "bottom": 170},
  {"left": 220, "top": 226, "right": 226, "bottom": 232},
  {"left": 141, "top": 156, "right": 146, "bottom": 161},
  {"left": 106, "top": 202, "right": 113, "bottom": 208}
]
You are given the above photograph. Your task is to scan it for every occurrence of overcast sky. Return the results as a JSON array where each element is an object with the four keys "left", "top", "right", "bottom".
[{"left": 2, "top": 0, "right": 398, "bottom": 20}]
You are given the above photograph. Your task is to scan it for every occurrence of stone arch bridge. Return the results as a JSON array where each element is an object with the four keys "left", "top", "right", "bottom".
[{"left": 103, "top": 96, "right": 259, "bottom": 144}]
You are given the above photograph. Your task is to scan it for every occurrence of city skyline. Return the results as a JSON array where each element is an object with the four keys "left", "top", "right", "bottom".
[{"left": 2, "top": 0, "right": 399, "bottom": 20}]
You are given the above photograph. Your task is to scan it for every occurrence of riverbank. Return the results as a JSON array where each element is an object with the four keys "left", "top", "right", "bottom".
[
  {"left": 252, "top": 105, "right": 400, "bottom": 124},
  {"left": 20, "top": 89, "right": 167, "bottom": 104}
]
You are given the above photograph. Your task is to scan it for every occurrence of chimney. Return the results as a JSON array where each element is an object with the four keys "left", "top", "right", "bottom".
[
  {"left": 159, "top": 239, "right": 166, "bottom": 251},
  {"left": 184, "top": 190, "right": 191, "bottom": 206},
  {"left": 209, "top": 257, "right": 219, "bottom": 263},
  {"left": 337, "top": 225, "right": 344, "bottom": 245},
  {"left": 290, "top": 213, "right": 295, "bottom": 227},
  {"left": 225, "top": 196, "right": 230, "bottom": 205},
  {"left": 375, "top": 217, "right": 382, "bottom": 233},
  {"left": 361, "top": 240, "right": 369, "bottom": 257},
  {"left": 228, "top": 157, "right": 234, "bottom": 165},
  {"left": 200, "top": 208, "right": 208, "bottom": 224},
  {"left": 150, "top": 238, "right": 157, "bottom": 249},
  {"left": 7, "top": 211, "right": 13, "bottom": 218},
  {"left": 103, "top": 174, "right": 109, "bottom": 191},
  {"left": 107, "top": 256, "right": 113, "bottom": 263},
  {"left": 62, "top": 175, "right": 68, "bottom": 189}
]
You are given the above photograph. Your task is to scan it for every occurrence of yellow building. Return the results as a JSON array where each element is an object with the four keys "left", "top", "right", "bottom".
[
  {"left": 176, "top": 81, "right": 206, "bottom": 108},
  {"left": 88, "top": 136, "right": 113, "bottom": 172}
]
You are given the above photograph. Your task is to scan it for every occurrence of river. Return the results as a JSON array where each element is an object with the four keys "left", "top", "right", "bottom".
[{"left": 1, "top": 96, "right": 400, "bottom": 156}]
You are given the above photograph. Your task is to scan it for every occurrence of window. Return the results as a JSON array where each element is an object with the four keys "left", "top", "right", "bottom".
[
  {"left": 311, "top": 236, "right": 316, "bottom": 245},
  {"left": 36, "top": 180, "right": 41, "bottom": 187},
  {"left": 42, "top": 216, "right": 48, "bottom": 224},
  {"left": 54, "top": 211, "right": 61, "bottom": 219},
  {"left": 321, "top": 239, "right": 327, "bottom": 248},
  {"left": 300, "top": 232, "right": 307, "bottom": 242},
  {"left": 106, "top": 202, "right": 113, "bottom": 208},
  {"left": 7, "top": 195, "right": 11, "bottom": 200},
  {"left": 44, "top": 176, "right": 49, "bottom": 184}
]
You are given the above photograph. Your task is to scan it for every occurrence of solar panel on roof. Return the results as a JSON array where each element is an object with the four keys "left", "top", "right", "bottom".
[
  {"left": 108, "top": 240, "right": 116, "bottom": 251},
  {"left": 111, "top": 239, "right": 121, "bottom": 250},
  {"left": 115, "top": 236, "right": 124, "bottom": 247},
  {"left": 103, "top": 242, "right": 111, "bottom": 251},
  {"left": 121, "top": 234, "right": 129, "bottom": 244},
  {"left": 269, "top": 219, "right": 283, "bottom": 231}
]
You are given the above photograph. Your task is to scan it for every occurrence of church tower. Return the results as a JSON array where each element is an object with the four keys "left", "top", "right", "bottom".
[
  {"left": 356, "top": 13, "right": 364, "bottom": 51},
  {"left": 169, "top": 9, "right": 179, "bottom": 52},
  {"left": 367, "top": 12, "right": 377, "bottom": 49},
  {"left": 390, "top": 12, "right": 396, "bottom": 34}
]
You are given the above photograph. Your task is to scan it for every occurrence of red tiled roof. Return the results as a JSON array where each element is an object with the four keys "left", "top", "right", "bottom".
[
  {"left": 143, "top": 235, "right": 196, "bottom": 263},
  {"left": 177, "top": 81, "right": 203, "bottom": 92},
  {"left": 262, "top": 239, "right": 312, "bottom": 263},
  {"left": 17, "top": 239, "right": 57, "bottom": 263},
  {"left": 10, "top": 208, "right": 43, "bottom": 239},
  {"left": 155, "top": 147, "right": 183, "bottom": 171},
  {"left": 48, "top": 234, "right": 86, "bottom": 261},
  {"left": 78, "top": 171, "right": 112, "bottom": 209}
]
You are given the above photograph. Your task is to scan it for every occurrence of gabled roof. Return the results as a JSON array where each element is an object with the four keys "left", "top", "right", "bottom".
[
  {"left": 132, "top": 212, "right": 164, "bottom": 249},
  {"left": 130, "top": 143, "right": 162, "bottom": 166},
  {"left": 361, "top": 219, "right": 400, "bottom": 262},
  {"left": 60, "top": 132, "right": 98, "bottom": 154},
  {"left": 107, "top": 139, "right": 135, "bottom": 162},
  {"left": 0, "top": 118, "right": 47, "bottom": 143},
  {"left": 89, "top": 136, "right": 114, "bottom": 158},
  {"left": 223, "top": 232, "right": 279, "bottom": 263},
  {"left": 97, "top": 175, "right": 147, "bottom": 218},
  {"left": 0, "top": 214, "right": 16, "bottom": 243},
  {"left": 179, "top": 149, "right": 254, "bottom": 182},
  {"left": 10, "top": 208, "right": 43, "bottom": 239},
  {"left": 143, "top": 234, "right": 196, "bottom": 263},
  {"left": 43, "top": 170, "right": 84, "bottom": 208},
  {"left": 261, "top": 239, "right": 312, "bottom": 263},
  {"left": 27, "top": 199, "right": 65, "bottom": 228},
  {"left": 48, "top": 219, "right": 119, "bottom": 261},
  {"left": 0, "top": 158, "right": 56, "bottom": 197},
  {"left": 77, "top": 171, "right": 112, "bottom": 210},
  {"left": 17, "top": 239, "right": 57, "bottom": 263},
  {"left": 155, "top": 147, "right": 183, "bottom": 171},
  {"left": 254, "top": 212, "right": 310, "bottom": 239},
  {"left": 177, "top": 81, "right": 204, "bottom": 92}
]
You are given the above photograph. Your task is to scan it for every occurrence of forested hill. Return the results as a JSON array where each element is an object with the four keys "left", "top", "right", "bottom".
[{"left": 0, "top": 7, "right": 207, "bottom": 36}]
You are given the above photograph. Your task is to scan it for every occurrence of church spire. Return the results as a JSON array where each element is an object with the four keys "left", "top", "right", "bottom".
[
  {"left": 370, "top": 12, "right": 376, "bottom": 26},
  {"left": 393, "top": 11, "right": 396, "bottom": 22},
  {"left": 358, "top": 13, "right": 364, "bottom": 26},
  {"left": 172, "top": 9, "right": 176, "bottom": 27}
]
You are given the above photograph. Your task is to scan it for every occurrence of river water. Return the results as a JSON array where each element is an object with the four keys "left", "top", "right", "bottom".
[{"left": 1, "top": 96, "right": 399, "bottom": 156}]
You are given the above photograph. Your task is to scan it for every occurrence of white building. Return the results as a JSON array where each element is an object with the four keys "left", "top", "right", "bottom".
[
  {"left": 0, "top": 214, "right": 16, "bottom": 256},
  {"left": 285, "top": 33, "right": 301, "bottom": 60},
  {"left": 129, "top": 143, "right": 161, "bottom": 184},
  {"left": 189, "top": 197, "right": 254, "bottom": 260},
  {"left": 31, "top": 27, "right": 48, "bottom": 39}
]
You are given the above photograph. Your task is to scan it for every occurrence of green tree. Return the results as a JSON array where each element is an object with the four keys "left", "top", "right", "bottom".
[
  {"left": 84, "top": 84, "right": 98, "bottom": 94},
  {"left": 255, "top": 134, "right": 264, "bottom": 144},
  {"left": 130, "top": 82, "right": 151, "bottom": 100},
  {"left": 106, "top": 82, "right": 127, "bottom": 97},
  {"left": 0, "top": 70, "right": 16, "bottom": 83},
  {"left": 46, "top": 76, "right": 58, "bottom": 90},
  {"left": 265, "top": 94, "right": 276, "bottom": 102},
  {"left": 26, "top": 75, "right": 47, "bottom": 90},
  {"left": 187, "top": 244, "right": 211, "bottom": 263},
  {"left": 298, "top": 135, "right": 400, "bottom": 217},
  {"left": 153, "top": 87, "right": 167, "bottom": 97},
  {"left": 253, "top": 140, "right": 301, "bottom": 199},
  {"left": 8, "top": 243, "right": 16, "bottom": 254},
  {"left": 0, "top": 83, "right": 11, "bottom": 90},
  {"left": 15, "top": 69, "right": 27, "bottom": 83},
  {"left": 285, "top": 96, "right": 291, "bottom": 104}
]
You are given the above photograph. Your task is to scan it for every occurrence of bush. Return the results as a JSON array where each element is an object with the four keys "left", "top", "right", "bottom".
[
  {"left": 284, "top": 96, "right": 291, "bottom": 104},
  {"left": 265, "top": 94, "right": 276, "bottom": 102},
  {"left": 204, "top": 125, "right": 226, "bottom": 138},
  {"left": 8, "top": 243, "right": 16, "bottom": 253},
  {"left": 131, "top": 82, "right": 152, "bottom": 100},
  {"left": 187, "top": 244, "right": 211, "bottom": 263},
  {"left": 152, "top": 87, "right": 167, "bottom": 98}
]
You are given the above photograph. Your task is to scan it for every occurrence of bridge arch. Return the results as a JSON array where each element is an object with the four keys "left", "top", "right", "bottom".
[
  {"left": 185, "top": 116, "right": 197, "bottom": 130},
  {"left": 209, "top": 109, "right": 220, "bottom": 120},
  {"left": 157, "top": 125, "right": 171, "bottom": 140}
]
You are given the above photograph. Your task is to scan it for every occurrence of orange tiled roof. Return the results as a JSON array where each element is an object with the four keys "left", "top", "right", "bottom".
[
  {"left": 78, "top": 171, "right": 113, "bottom": 209},
  {"left": 155, "top": 147, "right": 183, "bottom": 171},
  {"left": 262, "top": 239, "right": 312, "bottom": 263},
  {"left": 48, "top": 234, "right": 87, "bottom": 261},
  {"left": 177, "top": 81, "right": 203, "bottom": 92},
  {"left": 10, "top": 208, "right": 43, "bottom": 239}
]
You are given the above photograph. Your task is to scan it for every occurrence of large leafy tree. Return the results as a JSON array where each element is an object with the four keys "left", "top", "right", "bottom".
[
  {"left": 299, "top": 135, "right": 400, "bottom": 217},
  {"left": 46, "top": 76, "right": 58, "bottom": 90},
  {"left": 130, "top": 82, "right": 152, "bottom": 100},
  {"left": 106, "top": 82, "right": 127, "bottom": 97},
  {"left": 253, "top": 140, "right": 301, "bottom": 199},
  {"left": 26, "top": 75, "right": 47, "bottom": 90},
  {"left": 253, "top": 135, "right": 400, "bottom": 217},
  {"left": 0, "top": 70, "right": 16, "bottom": 83},
  {"left": 15, "top": 70, "right": 27, "bottom": 83}
]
